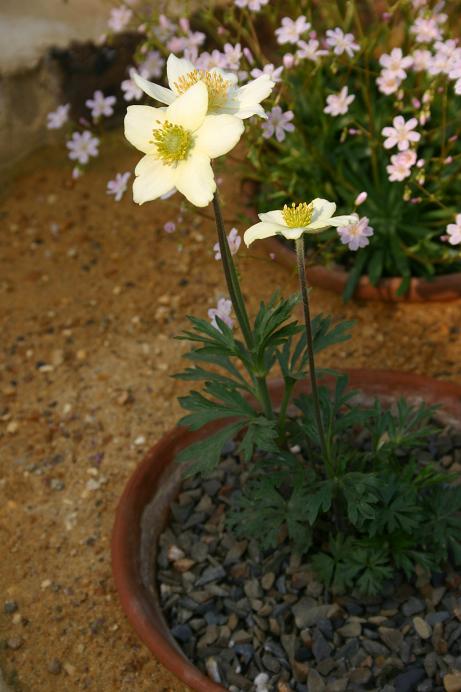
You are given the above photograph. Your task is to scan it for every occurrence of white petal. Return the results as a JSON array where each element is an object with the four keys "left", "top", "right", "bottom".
[
  {"left": 132, "top": 157, "right": 176, "bottom": 205},
  {"left": 280, "top": 227, "right": 306, "bottom": 240},
  {"left": 195, "top": 115, "right": 244, "bottom": 158},
  {"left": 243, "top": 221, "right": 286, "bottom": 246},
  {"left": 258, "top": 210, "right": 285, "bottom": 225},
  {"left": 237, "top": 76, "right": 274, "bottom": 109},
  {"left": 167, "top": 54, "right": 195, "bottom": 92},
  {"left": 124, "top": 105, "right": 166, "bottom": 154},
  {"left": 166, "top": 81, "right": 208, "bottom": 131},
  {"left": 132, "top": 72, "right": 176, "bottom": 105},
  {"left": 310, "top": 198, "right": 336, "bottom": 224},
  {"left": 328, "top": 214, "right": 358, "bottom": 227},
  {"left": 175, "top": 151, "right": 215, "bottom": 207}
]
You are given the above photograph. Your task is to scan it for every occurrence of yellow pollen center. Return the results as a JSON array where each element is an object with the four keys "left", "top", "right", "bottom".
[
  {"left": 282, "top": 202, "right": 314, "bottom": 228},
  {"left": 174, "top": 69, "right": 230, "bottom": 110},
  {"left": 151, "top": 120, "right": 193, "bottom": 166}
]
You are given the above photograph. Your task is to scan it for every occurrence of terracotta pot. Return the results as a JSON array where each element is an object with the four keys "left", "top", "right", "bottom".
[
  {"left": 111, "top": 371, "right": 461, "bottom": 692},
  {"left": 261, "top": 236, "right": 461, "bottom": 302}
]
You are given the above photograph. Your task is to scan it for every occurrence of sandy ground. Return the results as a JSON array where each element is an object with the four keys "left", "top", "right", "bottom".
[{"left": 0, "top": 138, "right": 460, "bottom": 692}]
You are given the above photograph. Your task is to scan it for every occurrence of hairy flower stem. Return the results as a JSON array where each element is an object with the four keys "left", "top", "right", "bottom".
[
  {"left": 295, "top": 236, "right": 328, "bottom": 464},
  {"left": 212, "top": 193, "right": 273, "bottom": 420}
]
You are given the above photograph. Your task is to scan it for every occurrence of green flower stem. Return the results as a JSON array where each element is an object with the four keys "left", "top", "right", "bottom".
[
  {"left": 295, "top": 235, "right": 328, "bottom": 463},
  {"left": 278, "top": 379, "right": 294, "bottom": 446},
  {"left": 212, "top": 192, "right": 273, "bottom": 420}
]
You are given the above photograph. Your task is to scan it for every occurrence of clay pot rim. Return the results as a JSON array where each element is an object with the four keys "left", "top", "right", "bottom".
[
  {"left": 262, "top": 236, "right": 461, "bottom": 303},
  {"left": 111, "top": 369, "right": 461, "bottom": 692}
]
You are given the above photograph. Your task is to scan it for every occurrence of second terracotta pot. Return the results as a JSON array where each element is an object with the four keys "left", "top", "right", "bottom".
[{"left": 262, "top": 237, "right": 461, "bottom": 303}]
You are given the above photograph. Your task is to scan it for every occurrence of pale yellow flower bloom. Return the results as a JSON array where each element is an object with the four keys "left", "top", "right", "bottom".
[
  {"left": 133, "top": 54, "right": 274, "bottom": 120},
  {"left": 124, "top": 81, "right": 243, "bottom": 207},
  {"left": 244, "top": 200, "right": 357, "bottom": 246}
]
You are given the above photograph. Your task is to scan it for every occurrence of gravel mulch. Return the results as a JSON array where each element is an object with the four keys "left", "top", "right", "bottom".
[{"left": 158, "top": 434, "right": 461, "bottom": 692}]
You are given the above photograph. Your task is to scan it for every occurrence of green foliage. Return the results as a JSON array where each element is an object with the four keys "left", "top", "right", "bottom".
[{"left": 175, "top": 296, "right": 461, "bottom": 594}]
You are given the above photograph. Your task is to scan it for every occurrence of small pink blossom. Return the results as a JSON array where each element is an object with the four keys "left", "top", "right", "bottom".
[
  {"left": 386, "top": 150, "right": 417, "bottom": 182},
  {"left": 121, "top": 68, "right": 144, "bottom": 101},
  {"left": 234, "top": 0, "right": 269, "bottom": 10},
  {"left": 261, "top": 106, "right": 295, "bottom": 141},
  {"left": 86, "top": 90, "right": 116, "bottom": 120},
  {"left": 195, "top": 50, "right": 228, "bottom": 71},
  {"left": 411, "top": 49, "right": 433, "bottom": 72},
  {"left": 446, "top": 215, "right": 461, "bottom": 245},
  {"left": 382, "top": 116, "right": 421, "bottom": 151},
  {"left": 208, "top": 298, "right": 233, "bottom": 331},
  {"left": 138, "top": 50, "right": 165, "bottom": 79},
  {"left": 376, "top": 69, "right": 402, "bottom": 95},
  {"left": 410, "top": 16, "right": 442, "bottom": 43},
  {"left": 379, "top": 48, "right": 413, "bottom": 79},
  {"left": 66, "top": 131, "right": 100, "bottom": 165},
  {"left": 283, "top": 53, "right": 295, "bottom": 69},
  {"left": 108, "top": 6, "right": 132, "bottom": 33},
  {"left": 213, "top": 228, "right": 242, "bottom": 260},
  {"left": 106, "top": 172, "right": 131, "bottom": 201},
  {"left": 296, "top": 39, "right": 328, "bottom": 62},
  {"left": 337, "top": 216, "right": 374, "bottom": 251},
  {"left": 250, "top": 63, "right": 283, "bottom": 82},
  {"left": 275, "top": 16, "right": 311, "bottom": 45},
  {"left": 325, "top": 28, "right": 359, "bottom": 57},
  {"left": 223, "top": 43, "right": 242, "bottom": 70},
  {"left": 164, "top": 222, "right": 176, "bottom": 233},
  {"left": 47, "top": 104, "right": 70, "bottom": 129},
  {"left": 354, "top": 191, "right": 368, "bottom": 206},
  {"left": 324, "top": 86, "right": 355, "bottom": 117}
]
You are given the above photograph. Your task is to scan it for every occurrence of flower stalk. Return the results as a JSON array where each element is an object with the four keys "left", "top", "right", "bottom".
[
  {"left": 212, "top": 192, "right": 273, "bottom": 420},
  {"left": 295, "top": 235, "right": 328, "bottom": 463}
]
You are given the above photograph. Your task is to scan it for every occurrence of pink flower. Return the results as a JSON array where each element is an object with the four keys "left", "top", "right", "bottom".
[
  {"left": 410, "top": 16, "right": 442, "bottom": 43},
  {"left": 376, "top": 70, "right": 402, "bottom": 95},
  {"left": 337, "top": 216, "right": 374, "bottom": 251},
  {"left": 163, "top": 222, "right": 176, "bottom": 233},
  {"left": 121, "top": 68, "right": 144, "bottom": 101},
  {"left": 250, "top": 63, "right": 283, "bottom": 82},
  {"left": 86, "top": 90, "right": 116, "bottom": 120},
  {"left": 208, "top": 298, "right": 233, "bottom": 331},
  {"left": 354, "top": 191, "right": 368, "bottom": 206},
  {"left": 138, "top": 50, "right": 165, "bottom": 79},
  {"left": 195, "top": 50, "right": 228, "bottom": 71},
  {"left": 283, "top": 53, "right": 295, "bottom": 69},
  {"left": 379, "top": 48, "right": 413, "bottom": 79},
  {"left": 325, "top": 28, "right": 359, "bottom": 57},
  {"left": 213, "top": 228, "right": 241, "bottom": 260},
  {"left": 234, "top": 0, "right": 269, "bottom": 10},
  {"left": 261, "top": 107, "right": 295, "bottom": 141},
  {"left": 223, "top": 43, "right": 242, "bottom": 70},
  {"left": 382, "top": 116, "right": 421, "bottom": 151},
  {"left": 66, "top": 131, "right": 99, "bottom": 165},
  {"left": 446, "top": 215, "right": 461, "bottom": 245},
  {"left": 386, "top": 150, "right": 417, "bottom": 182},
  {"left": 106, "top": 172, "right": 131, "bottom": 201},
  {"left": 108, "top": 6, "right": 132, "bottom": 33},
  {"left": 324, "top": 86, "right": 355, "bottom": 117},
  {"left": 275, "top": 16, "right": 311, "bottom": 45},
  {"left": 47, "top": 104, "right": 70, "bottom": 129},
  {"left": 296, "top": 39, "right": 328, "bottom": 62},
  {"left": 412, "top": 49, "right": 433, "bottom": 72}
]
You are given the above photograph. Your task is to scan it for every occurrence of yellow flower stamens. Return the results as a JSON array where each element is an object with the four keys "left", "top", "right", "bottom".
[
  {"left": 282, "top": 202, "right": 314, "bottom": 228},
  {"left": 174, "top": 70, "right": 231, "bottom": 111},
  {"left": 151, "top": 120, "right": 193, "bottom": 166}
]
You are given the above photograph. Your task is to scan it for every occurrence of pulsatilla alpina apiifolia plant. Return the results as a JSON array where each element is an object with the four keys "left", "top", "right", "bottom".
[{"left": 123, "top": 53, "right": 461, "bottom": 595}]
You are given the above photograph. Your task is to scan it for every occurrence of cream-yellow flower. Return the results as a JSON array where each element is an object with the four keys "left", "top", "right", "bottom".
[
  {"left": 124, "top": 81, "right": 244, "bottom": 207},
  {"left": 244, "top": 199, "right": 357, "bottom": 246}
]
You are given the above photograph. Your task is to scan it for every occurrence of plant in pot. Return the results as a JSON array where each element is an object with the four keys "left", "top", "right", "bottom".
[{"left": 112, "top": 52, "right": 461, "bottom": 691}]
